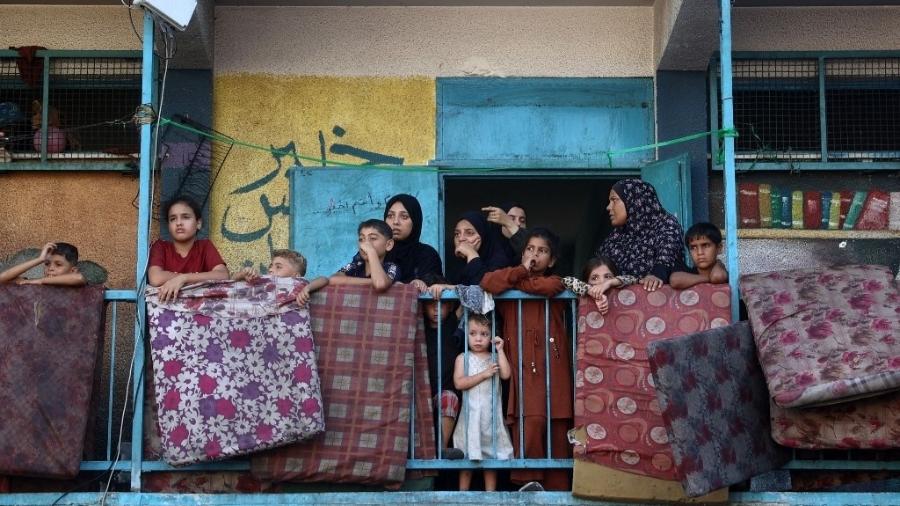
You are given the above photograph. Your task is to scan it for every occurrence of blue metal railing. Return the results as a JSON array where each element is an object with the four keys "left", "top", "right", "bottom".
[
  {"left": 407, "top": 289, "right": 578, "bottom": 471},
  {"left": 0, "top": 284, "right": 889, "bottom": 505}
]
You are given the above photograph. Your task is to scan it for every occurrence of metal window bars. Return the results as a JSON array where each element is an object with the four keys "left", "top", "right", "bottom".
[
  {"left": 0, "top": 50, "right": 142, "bottom": 167},
  {"left": 710, "top": 53, "right": 900, "bottom": 168}
]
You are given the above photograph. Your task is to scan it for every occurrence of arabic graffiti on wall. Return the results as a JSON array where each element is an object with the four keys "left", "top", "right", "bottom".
[{"left": 210, "top": 75, "right": 435, "bottom": 270}]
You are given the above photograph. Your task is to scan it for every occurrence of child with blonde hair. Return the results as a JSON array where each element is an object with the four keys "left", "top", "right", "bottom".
[{"left": 452, "top": 313, "right": 513, "bottom": 491}]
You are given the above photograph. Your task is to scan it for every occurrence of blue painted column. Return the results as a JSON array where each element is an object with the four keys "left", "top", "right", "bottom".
[
  {"left": 130, "top": 10, "right": 155, "bottom": 491},
  {"left": 719, "top": 0, "right": 740, "bottom": 321}
]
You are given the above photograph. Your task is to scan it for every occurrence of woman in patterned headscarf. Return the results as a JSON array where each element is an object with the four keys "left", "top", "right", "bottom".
[{"left": 595, "top": 178, "right": 684, "bottom": 292}]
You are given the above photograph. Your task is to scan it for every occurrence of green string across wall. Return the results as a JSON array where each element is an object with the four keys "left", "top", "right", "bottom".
[{"left": 158, "top": 117, "right": 737, "bottom": 171}]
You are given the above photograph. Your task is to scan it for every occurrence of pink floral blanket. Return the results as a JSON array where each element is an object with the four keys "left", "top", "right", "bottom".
[
  {"left": 146, "top": 278, "right": 325, "bottom": 466},
  {"left": 740, "top": 265, "right": 900, "bottom": 409}
]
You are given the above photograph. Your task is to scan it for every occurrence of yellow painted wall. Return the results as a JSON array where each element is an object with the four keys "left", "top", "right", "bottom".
[{"left": 211, "top": 74, "right": 435, "bottom": 269}]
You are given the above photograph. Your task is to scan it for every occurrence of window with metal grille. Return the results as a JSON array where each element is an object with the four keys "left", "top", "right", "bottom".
[
  {"left": 0, "top": 50, "right": 141, "bottom": 169},
  {"left": 710, "top": 54, "right": 900, "bottom": 169}
]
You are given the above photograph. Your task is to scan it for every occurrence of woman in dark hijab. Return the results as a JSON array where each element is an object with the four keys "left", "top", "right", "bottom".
[
  {"left": 450, "top": 210, "right": 514, "bottom": 286},
  {"left": 384, "top": 194, "right": 443, "bottom": 289},
  {"left": 595, "top": 178, "right": 684, "bottom": 292}
]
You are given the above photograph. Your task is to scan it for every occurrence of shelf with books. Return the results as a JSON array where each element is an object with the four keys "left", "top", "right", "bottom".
[
  {"left": 737, "top": 229, "right": 900, "bottom": 240},
  {"left": 738, "top": 184, "right": 899, "bottom": 234}
]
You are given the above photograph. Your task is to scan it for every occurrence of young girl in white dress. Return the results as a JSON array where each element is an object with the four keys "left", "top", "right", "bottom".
[{"left": 452, "top": 314, "right": 513, "bottom": 491}]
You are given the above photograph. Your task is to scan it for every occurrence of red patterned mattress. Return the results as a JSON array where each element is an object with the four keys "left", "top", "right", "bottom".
[
  {"left": 0, "top": 285, "right": 106, "bottom": 479},
  {"left": 574, "top": 284, "right": 731, "bottom": 480},
  {"left": 251, "top": 284, "right": 436, "bottom": 486}
]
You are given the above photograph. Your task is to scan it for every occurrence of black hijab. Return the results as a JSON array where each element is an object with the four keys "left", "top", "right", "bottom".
[
  {"left": 453, "top": 210, "right": 514, "bottom": 284},
  {"left": 383, "top": 194, "right": 442, "bottom": 283}
]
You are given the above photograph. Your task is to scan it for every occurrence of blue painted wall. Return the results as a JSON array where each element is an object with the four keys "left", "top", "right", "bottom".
[
  {"left": 290, "top": 167, "right": 440, "bottom": 278},
  {"left": 436, "top": 77, "right": 654, "bottom": 167},
  {"left": 657, "top": 70, "right": 709, "bottom": 222},
  {"left": 159, "top": 70, "right": 213, "bottom": 239}
]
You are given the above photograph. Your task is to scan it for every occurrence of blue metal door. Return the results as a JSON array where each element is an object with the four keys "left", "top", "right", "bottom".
[{"left": 641, "top": 153, "right": 693, "bottom": 231}]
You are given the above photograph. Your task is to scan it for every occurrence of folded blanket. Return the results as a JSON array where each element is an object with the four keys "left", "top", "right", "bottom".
[
  {"left": 741, "top": 264, "right": 900, "bottom": 409},
  {"left": 146, "top": 278, "right": 325, "bottom": 466},
  {"left": 574, "top": 284, "right": 731, "bottom": 481},
  {"left": 0, "top": 285, "right": 106, "bottom": 478},
  {"left": 648, "top": 322, "right": 791, "bottom": 497},
  {"left": 770, "top": 390, "right": 900, "bottom": 449},
  {"left": 251, "top": 283, "right": 436, "bottom": 486}
]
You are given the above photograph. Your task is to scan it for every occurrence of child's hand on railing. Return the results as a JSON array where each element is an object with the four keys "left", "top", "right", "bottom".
[
  {"left": 484, "top": 362, "right": 500, "bottom": 378},
  {"left": 296, "top": 286, "right": 312, "bottom": 307},
  {"left": 586, "top": 284, "right": 606, "bottom": 299},
  {"left": 410, "top": 279, "right": 427, "bottom": 293},
  {"left": 232, "top": 266, "right": 260, "bottom": 282},
  {"left": 639, "top": 274, "right": 663, "bottom": 292},
  {"left": 594, "top": 294, "right": 609, "bottom": 315},
  {"left": 427, "top": 283, "right": 454, "bottom": 300},
  {"left": 492, "top": 336, "right": 504, "bottom": 351}
]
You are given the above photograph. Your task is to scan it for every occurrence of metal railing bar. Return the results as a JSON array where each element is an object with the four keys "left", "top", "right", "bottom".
[
  {"left": 106, "top": 301, "right": 118, "bottom": 461},
  {"left": 544, "top": 298, "right": 552, "bottom": 459}
]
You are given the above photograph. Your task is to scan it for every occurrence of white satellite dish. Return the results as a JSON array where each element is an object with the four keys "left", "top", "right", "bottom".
[{"left": 132, "top": 0, "right": 197, "bottom": 32}]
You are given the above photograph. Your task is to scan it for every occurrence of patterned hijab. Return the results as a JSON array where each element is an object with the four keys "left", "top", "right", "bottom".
[{"left": 597, "top": 178, "right": 684, "bottom": 278}]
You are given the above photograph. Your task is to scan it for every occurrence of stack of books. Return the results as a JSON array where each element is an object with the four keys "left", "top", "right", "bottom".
[{"left": 738, "top": 183, "right": 898, "bottom": 231}]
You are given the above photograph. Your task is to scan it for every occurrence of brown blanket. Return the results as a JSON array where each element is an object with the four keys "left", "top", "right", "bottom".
[{"left": 0, "top": 285, "right": 105, "bottom": 478}]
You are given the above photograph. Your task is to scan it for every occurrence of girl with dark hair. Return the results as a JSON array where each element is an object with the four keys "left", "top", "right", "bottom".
[
  {"left": 383, "top": 194, "right": 443, "bottom": 290},
  {"left": 595, "top": 178, "right": 684, "bottom": 292},
  {"left": 480, "top": 227, "right": 572, "bottom": 491},
  {"left": 148, "top": 195, "right": 229, "bottom": 302},
  {"left": 562, "top": 255, "right": 639, "bottom": 315}
]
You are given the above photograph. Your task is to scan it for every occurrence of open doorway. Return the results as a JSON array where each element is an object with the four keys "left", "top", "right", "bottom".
[{"left": 442, "top": 176, "right": 621, "bottom": 281}]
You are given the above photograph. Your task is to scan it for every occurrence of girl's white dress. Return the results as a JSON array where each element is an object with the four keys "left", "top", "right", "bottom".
[{"left": 451, "top": 353, "right": 514, "bottom": 460}]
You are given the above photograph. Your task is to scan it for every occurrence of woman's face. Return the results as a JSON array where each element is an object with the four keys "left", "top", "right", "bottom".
[
  {"left": 453, "top": 219, "right": 482, "bottom": 251},
  {"left": 606, "top": 189, "right": 627, "bottom": 227},
  {"left": 385, "top": 201, "right": 414, "bottom": 241},
  {"left": 507, "top": 206, "right": 527, "bottom": 228}
]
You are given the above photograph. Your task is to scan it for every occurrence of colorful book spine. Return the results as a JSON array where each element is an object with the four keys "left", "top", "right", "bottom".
[
  {"left": 820, "top": 191, "right": 832, "bottom": 229},
  {"left": 890, "top": 192, "right": 900, "bottom": 231},
  {"left": 839, "top": 192, "right": 853, "bottom": 229},
  {"left": 803, "top": 191, "right": 822, "bottom": 230},
  {"left": 828, "top": 191, "right": 841, "bottom": 230},
  {"left": 791, "top": 191, "right": 804, "bottom": 229},
  {"left": 739, "top": 183, "right": 760, "bottom": 228},
  {"left": 770, "top": 187, "right": 783, "bottom": 229},
  {"left": 842, "top": 191, "right": 867, "bottom": 230},
  {"left": 781, "top": 193, "right": 792, "bottom": 228},
  {"left": 758, "top": 184, "right": 772, "bottom": 228},
  {"left": 855, "top": 190, "right": 890, "bottom": 230}
]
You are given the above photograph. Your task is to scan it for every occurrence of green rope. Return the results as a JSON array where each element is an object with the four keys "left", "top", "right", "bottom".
[{"left": 159, "top": 117, "right": 739, "bottom": 172}]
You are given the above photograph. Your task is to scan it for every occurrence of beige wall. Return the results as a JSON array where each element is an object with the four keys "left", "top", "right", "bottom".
[
  {"left": 653, "top": 0, "right": 684, "bottom": 66},
  {"left": 0, "top": 5, "right": 140, "bottom": 50},
  {"left": 733, "top": 7, "right": 900, "bottom": 52},
  {"left": 215, "top": 6, "right": 656, "bottom": 77}
]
